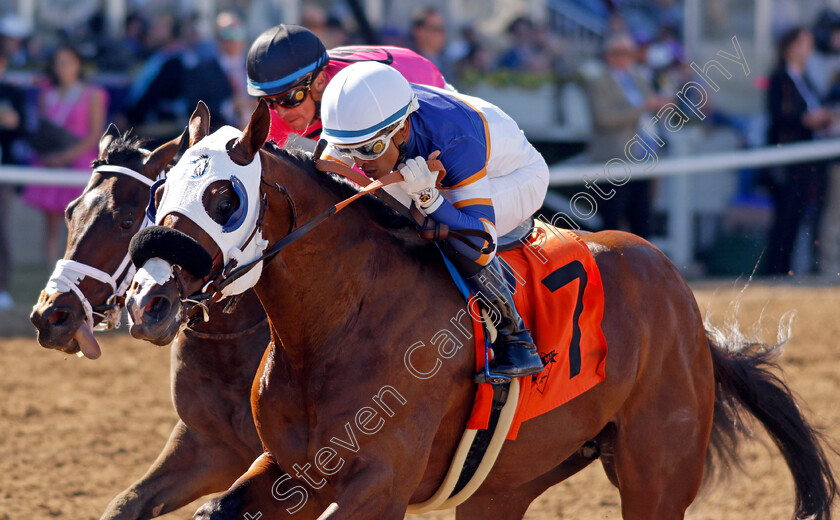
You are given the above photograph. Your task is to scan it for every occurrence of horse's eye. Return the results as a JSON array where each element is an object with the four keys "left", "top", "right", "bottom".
[{"left": 204, "top": 183, "right": 240, "bottom": 225}]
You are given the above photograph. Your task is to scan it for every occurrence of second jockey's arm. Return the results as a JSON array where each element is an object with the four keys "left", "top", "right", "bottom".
[
  {"left": 427, "top": 189, "right": 498, "bottom": 266},
  {"left": 400, "top": 153, "right": 498, "bottom": 267}
]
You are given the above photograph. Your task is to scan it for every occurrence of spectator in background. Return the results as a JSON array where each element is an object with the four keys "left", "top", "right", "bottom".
[
  {"left": 300, "top": 5, "right": 348, "bottom": 49},
  {"left": 0, "top": 52, "right": 25, "bottom": 165},
  {"left": 0, "top": 51, "right": 25, "bottom": 309},
  {"left": 454, "top": 25, "right": 493, "bottom": 79},
  {"left": 764, "top": 27, "right": 834, "bottom": 275},
  {"left": 121, "top": 13, "right": 185, "bottom": 142},
  {"left": 21, "top": 45, "right": 107, "bottom": 265},
  {"left": 180, "top": 14, "right": 234, "bottom": 130},
  {"left": 584, "top": 33, "right": 669, "bottom": 238},
  {"left": 215, "top": 11, "right": 254, "bottom": 128},
  {"left": 647, "top": 24, "right": 692, "bottom": 100},
  {"left": 180, "top": 13, "right": 216, "bottom": 61},
  {"left": 653, "top": 0, "right": 684, "bottom": 31},
  {"left": 94, "top": 12, "right": 149, "bottom": 72},
  {"left": 0, "top": 13, "right": 31, "bottom": 69},
  {"left": 301, "top": 5, "right": 328, "bottom": 39},
  {"left": 124, "top": 13, "right": 150, "bottom": 61},
  {"left": 810, "top": 12, "right": 840, "bottom": 98},
  {"left": 123, "top": 12, "right": 234, "bottom": 140},
  {"left": 410, "top": 7, "right": 454, "bottom": 80},
  {"left": 497, "top": 16, "right": 552, "bottom": 73},
  {"left": 324, "top": 16, "right": 350, "bottom": 49}
]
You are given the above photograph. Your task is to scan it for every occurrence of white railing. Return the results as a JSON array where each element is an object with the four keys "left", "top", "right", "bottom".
[
  {"left": 547, "top": 137, "right": 840, "bottom": 185},
  {"left": 4, "top": 138, "right": 836, "bottom": 186},
  {"left": 3, "top": 138, "right": 839, "bottom": 267}
]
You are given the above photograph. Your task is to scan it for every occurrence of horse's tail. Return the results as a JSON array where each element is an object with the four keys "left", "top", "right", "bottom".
[{"left": 706, "top": 325, "right": 837, "bottom": 520}]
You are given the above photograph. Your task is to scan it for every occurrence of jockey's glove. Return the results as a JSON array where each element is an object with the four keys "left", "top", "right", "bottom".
[{"left": 398, "top": 156, "right": 444, "bottom": 214}]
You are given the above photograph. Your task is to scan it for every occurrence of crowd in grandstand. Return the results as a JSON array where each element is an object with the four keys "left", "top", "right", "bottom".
[{"left": 0, "top": 0, "right": 839, "bottom": 310}]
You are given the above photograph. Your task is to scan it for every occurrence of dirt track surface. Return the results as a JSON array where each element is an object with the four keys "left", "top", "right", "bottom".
[{"left": 2, "top": 282, "right": 839, "bottom": 520}]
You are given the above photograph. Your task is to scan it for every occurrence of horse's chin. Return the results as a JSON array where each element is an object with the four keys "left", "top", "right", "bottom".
[
  {"left": 34, "top": 331, "right": 81, "bottom": 354},
  {"left": 30, "top": 291, "right": 84, "bottom": 352},
  {"left": 129, "top": 319, "right": 180, "bottom": 346},
  {"left": 33, "top": 321, "right": 101, "bottom": 359}
]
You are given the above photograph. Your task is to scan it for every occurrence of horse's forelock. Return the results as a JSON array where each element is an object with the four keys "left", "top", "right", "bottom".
[{"left": 92, "top": 133, "right": 146, "bottom": 168}]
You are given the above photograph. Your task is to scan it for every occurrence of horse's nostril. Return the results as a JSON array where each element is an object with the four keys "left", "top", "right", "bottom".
[
  {"left": 144, "top": 296, "right": 171, "bottom": 320},
  {"left": 47, "top": 309, "right": 71, "bottom": 327}
]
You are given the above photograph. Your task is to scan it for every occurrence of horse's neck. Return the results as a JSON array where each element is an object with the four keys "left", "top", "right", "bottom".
[
  {"left": 248, "top": 152, "right": 474, "bottom": 463},
  {"left": 185, "top": 288, "right": 267, "bottom": 336},
  {"left": 253, "top": 152, "right": 432, "bottom": 365},
  {"left": 173, "top": 290, "right": 268, "bottom": 384}
]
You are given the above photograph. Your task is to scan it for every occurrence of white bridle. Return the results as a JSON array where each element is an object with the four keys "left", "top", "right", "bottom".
[
  {"left": 44, "top": 163, "right": 161, "bottom": 331},
  {"left": 155, "top": 126, "right": 268, "bottom": 297}
]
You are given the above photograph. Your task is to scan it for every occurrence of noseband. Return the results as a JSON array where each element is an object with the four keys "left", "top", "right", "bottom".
[{"left": 46, "top": 164, "right": 162, "bottom": 330}]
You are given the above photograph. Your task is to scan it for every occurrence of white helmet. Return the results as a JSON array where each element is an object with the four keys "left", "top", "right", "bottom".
[{"left": 321, "top": 61, "right": 419, "bottom": 145}]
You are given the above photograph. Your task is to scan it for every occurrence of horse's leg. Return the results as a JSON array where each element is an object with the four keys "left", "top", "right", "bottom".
[
  {"left": 100, "top": 421, "right": 251, "bottom": 520},
  {"left": 609, "top": 337, "right": 714, "bottom": 520},
  {"left": 456, "top": 453, "right": 597, "bottom": 520},
  {"left": 193, "top": 454, "right": 411, "bottom": 520}
]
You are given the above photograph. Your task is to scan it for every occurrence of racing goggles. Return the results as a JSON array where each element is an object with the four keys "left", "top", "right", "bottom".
[
  {"left": 334, "top": 121, "right": 404, "bottom": 161},
  {"left": 264, "top": 75, "right": 315, "bottom": 109}
]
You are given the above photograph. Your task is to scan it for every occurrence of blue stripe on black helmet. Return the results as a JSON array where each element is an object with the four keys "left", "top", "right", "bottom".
[{"left": 246, "top": 24, "right": 330, "bottom": 97}]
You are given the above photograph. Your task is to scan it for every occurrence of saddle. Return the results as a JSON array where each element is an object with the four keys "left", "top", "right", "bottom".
[
  {"left": 312, "top": 159, "right": 607, "bottom": 514},
  {"left": 410, "top": 222, "right": 609, "bottom": 513}
]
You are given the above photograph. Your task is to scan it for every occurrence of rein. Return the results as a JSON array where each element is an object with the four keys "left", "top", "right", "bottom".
[
  {"left": 193, "top": 156, "right": 492, "bottom": 303},
  {"left": 183, "top": 315, "right": 269, "bottom": 339},
  {"left": 194, "top": 162, "right": 413, "bottom": 300},
  {"left": 48, "top": 164, "right": 161, "bottom": 330}
]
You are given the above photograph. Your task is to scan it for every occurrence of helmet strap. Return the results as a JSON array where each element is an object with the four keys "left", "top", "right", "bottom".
[
  {"left": 393, "top": 117, "right": 410, "bottom": 169},
  {"left": 394, "top": 140, "right": 408, "bottom": 171}
]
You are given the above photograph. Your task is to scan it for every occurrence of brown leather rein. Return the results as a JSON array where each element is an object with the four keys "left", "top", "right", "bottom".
[{"left": 192, "top": 158, "right": 446, "bottom": 301}]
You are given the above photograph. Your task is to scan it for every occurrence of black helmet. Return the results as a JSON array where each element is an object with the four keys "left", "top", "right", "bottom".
[{"left": 246, "top": 24, "right": 329, "bottom": 97}]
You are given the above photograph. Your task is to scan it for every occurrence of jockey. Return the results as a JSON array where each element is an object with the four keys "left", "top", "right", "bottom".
[
  {"left": 245, "top": 24, "right": 447, "bottom": 147},
  {"left": 319, "top": 62, "right": 549, "bottom": 379}
]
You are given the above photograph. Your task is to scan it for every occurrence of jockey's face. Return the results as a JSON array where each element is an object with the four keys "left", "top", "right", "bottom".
[
  {"left": 352, "top": 119, "right": 411, "bottom": 180},
  {"left": 264, "top": 71, "right": 327, "bottom": 132}
]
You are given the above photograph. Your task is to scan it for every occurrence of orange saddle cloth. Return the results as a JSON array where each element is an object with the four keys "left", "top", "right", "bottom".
[{"left": 467, "top": 222, "right": 608, "bottom": 440}]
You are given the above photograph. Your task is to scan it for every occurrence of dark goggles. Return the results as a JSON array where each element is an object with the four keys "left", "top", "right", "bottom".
[
  {"left": 333, "top": 121, "right": 405, "bottom": 161},
  {"left": 264, "top": 75, "right": 315, "bottom": 109}
]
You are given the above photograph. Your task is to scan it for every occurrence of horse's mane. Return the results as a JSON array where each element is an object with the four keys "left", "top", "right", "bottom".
[
  {"left": 264, "top": 142, "right": 413, "bottom": 231},
  {"left": 91, "top": 132, "right": 145, "bottom": 168}
]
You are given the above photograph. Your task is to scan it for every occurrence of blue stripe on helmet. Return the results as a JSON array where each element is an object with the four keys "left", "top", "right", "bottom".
[
  {"left": 247, "top": 51, "right": 328, "bottom": 92},
  {"left": 322, "top": 99, "right": 412, "bottom": 139}
]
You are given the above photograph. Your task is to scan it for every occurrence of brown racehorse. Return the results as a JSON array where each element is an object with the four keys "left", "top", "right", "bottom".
[
  {"left": 126, "top": 101, "right": 836, "bottom": 520},
  {"left": 29, "top": 125, "right": 269, "bottom": 519}
]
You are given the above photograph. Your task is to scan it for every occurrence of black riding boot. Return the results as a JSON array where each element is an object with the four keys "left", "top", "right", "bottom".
[{"left": 465, "top": 258, "right": 544, "bottom": 378}]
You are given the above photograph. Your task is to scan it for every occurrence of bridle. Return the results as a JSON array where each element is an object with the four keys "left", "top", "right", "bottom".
[
  {"left": 46, "top": 164, "right": 161, "bottom": 331},
  {"left": 187, "top": 155, "right": 471, "bottom": 305},
  {"left": 188, "top": 166, "right": 346, "bottom": 305}
]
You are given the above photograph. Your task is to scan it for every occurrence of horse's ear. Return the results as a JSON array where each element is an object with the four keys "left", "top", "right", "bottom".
[
  {"left": 98, "top": 123, "right": 120, "bottom": 159},
  {"left": 189, "top": 100, "right": 211, "bottom": 147},
  {"left": 174, "top": 125, "right": 190, "bottom": 165},
  {"left": 142, "top": 126, "right": 186, "bottom": 180},
  {"left": 229, "top": 100, "right": 270, "bottom": 165}
]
